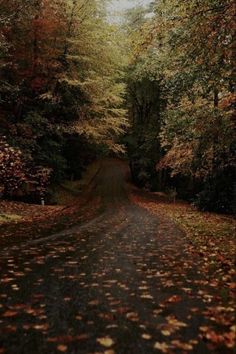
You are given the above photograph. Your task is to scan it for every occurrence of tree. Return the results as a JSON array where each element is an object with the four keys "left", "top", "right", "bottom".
[
  {"left": 151, "top": 0, "right": 236, "bottom": 180},
  {"left": 122, "top": 0, "right": 235, "bottom": 211},
  {"left": 0, "top": 0, "right": 128, "bottom": 199},
  {"left": 123, "top": 4, "right": 164, "bottom": 189}
]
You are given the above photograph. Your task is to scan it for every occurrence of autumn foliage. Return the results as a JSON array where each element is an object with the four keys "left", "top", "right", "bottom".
[
  {"left": 124, "top": 0, "right": 236, "bottom": 213},
  {"left": 0, "top": 0, "right": 235, "bottom": 212},
  {"left": 0, "top": 0, "right": 127, "bottom": 201},
  {"left": 0, "top": 137, "right": 26, "bottom": 196},
  {"left": 0, "top": 137, "right": 52, "bottom": 198}
]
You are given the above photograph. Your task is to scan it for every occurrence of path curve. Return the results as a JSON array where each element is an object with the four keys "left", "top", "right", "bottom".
[{"left": 0, "top": 159, "right": 234, "bottom": 354}]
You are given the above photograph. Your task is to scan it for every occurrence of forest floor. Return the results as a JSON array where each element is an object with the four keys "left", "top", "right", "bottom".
[
  {"left": 0, "top": 161, "right": 102, "bottom": 248},
  {"left": 0, "top": 159, "right": 235, "bottom": 354}
]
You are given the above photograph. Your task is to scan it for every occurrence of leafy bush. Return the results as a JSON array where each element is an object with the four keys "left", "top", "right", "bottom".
[
  {"left": 0, "top": 137, "right": 26, "bottom": 196},
  {"left": 194, "top": 169, "right": 235, "bottom": 214},
  {"left": 27, "top": 166, "right": 52, "bottom": 199},
  {"left": 0, "top": 137, "right": 52, "bottom": 201}
]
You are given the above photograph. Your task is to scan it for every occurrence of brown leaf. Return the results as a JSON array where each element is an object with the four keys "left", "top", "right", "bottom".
[
  {"left": 57, "top": 345, "right": 68, "bottom": 352},
  {"left": 2, "top": 310, "right": 18, "bottom": 318},
  {"left": 166, "top": 295, "right": 182, "bottom": 303},
  {"left": 88, "top": 300, "right": 99, "bottom": 306}
]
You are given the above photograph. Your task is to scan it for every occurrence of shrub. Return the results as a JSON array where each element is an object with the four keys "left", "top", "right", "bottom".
[
  {"left": 0, "top": 137, "right": 26, "bottom": 196},
  {"left": 194, "top": 169, "right": 235, "bottom": 214},
  {"left": 0, "top": 137, "right": 52, "bottom": 201}
]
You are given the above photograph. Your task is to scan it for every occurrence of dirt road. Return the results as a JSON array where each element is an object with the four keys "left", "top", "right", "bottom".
[{"left": 0, "top": 160, "right": 234, "bottom": 353}]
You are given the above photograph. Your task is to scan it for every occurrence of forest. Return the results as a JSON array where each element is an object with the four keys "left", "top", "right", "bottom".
[
  {"left": 0, "top": 2, "right": 236, "bottom": 354},
  {"left": 0, "top": 0, "right": 235, "bottom": 212}
]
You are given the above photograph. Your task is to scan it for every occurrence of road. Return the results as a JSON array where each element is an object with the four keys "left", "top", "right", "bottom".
[{"left": 0, "top": 160, "right": 234, "bottom": 353}]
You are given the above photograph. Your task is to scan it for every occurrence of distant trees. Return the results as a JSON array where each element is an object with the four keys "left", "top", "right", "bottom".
[
  {"left": 0, "top": 0, "right": 128, "bottom": 200},
  {"left": 124, "top": 5, "right": 164, "bottom": 189}
]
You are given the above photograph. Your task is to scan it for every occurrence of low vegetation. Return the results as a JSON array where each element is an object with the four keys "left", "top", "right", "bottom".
[{"left": 132, "top": 190, "right": 236, "bottom": 263}]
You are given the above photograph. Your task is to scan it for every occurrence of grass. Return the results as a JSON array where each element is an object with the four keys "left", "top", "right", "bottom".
[
  {"left": 165, "top": 204, "right": 235, "bottom": 259},
  {"left": 51, "top": 160, "right": 101, "bottom": 205},
  {"left": 0, "top": 213, "right": 22, "bottom": 225},
  {"left": 0, "top": 160, "right": 102, "bottom": 247},
  {"left": 51, "top": 181, "right": 82, "bottom": 205},
  {"left": 0, "top": 160, "right": 101, "bottom": 230},
  {"left": 132, "top": 190, "right": 236, "bottom": 262}
]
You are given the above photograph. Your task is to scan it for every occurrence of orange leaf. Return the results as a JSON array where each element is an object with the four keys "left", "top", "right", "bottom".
[
  {"left": 57, "top": 345, "right": 68, "bottom": 352},
  {"left": 2, "top": 310, "right": 18, "bottom": 318},
  {"left": 167, "top": 295, "right": 182, "bottom": 303}
]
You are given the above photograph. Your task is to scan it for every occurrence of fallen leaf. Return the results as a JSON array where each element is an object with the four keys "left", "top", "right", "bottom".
[
  {"left": 154, "top": 342, "right": 170, "bottom": 353},
  {"left": 97, "top": 337, "right": 114, "bottom": 348},
  {"left": 161, "top": 330, "right": 171, "bottom": 336},
  {"left": 57, "top": 344, "right": 68, "bottom": 352},
  {"left": 140, "top": 294, "right": 153, "bottom": 299},
  {"left": 166, "top": 295, "right": 182, "bottom": 303},
  {"left": 33, "top": 324, "right": 49, "bottom": 331},
  {"left": 2, "top": 310, "right": 18, "bottom": 318},
  {"left": 171, "top": 340, "right": 193, "bottom": 350},
  {"left": 126, "top": 312, "right": 139, "bottom": 321},
  {"left": 88, "top": 300, "right": 99, "bottom": 306},
  {"left": 142, "top": 334, "right": 152, "bottom": 340}
]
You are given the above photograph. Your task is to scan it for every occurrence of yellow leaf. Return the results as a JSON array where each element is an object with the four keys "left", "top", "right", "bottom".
[
  {"left": 142, "top": 334, "right": 152, "bottom": 340},
  {"left": 154, "top": 342, "right": 169, "bottom": 352},
  {"left": 97, "top": 337, "right": 114, "bottom": 348},
  {"left": 161, "top": 330, "right": 171, "bottom": 336}
]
